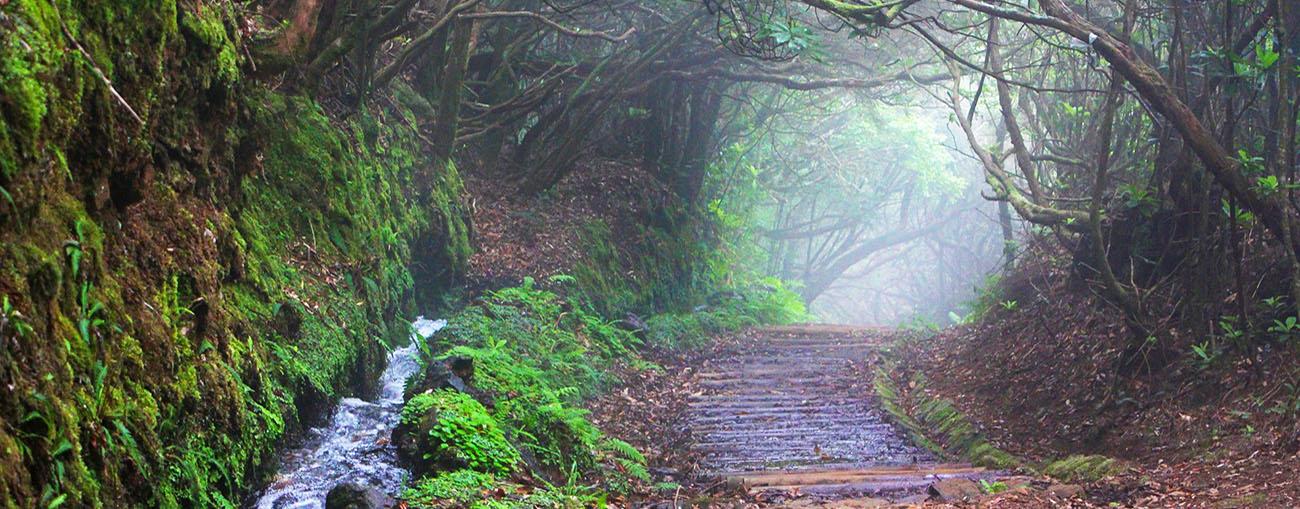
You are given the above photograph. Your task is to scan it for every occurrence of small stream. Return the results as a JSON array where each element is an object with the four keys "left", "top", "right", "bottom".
[{"left": 253, "top": 318, "right": 446, "bottom": 509}]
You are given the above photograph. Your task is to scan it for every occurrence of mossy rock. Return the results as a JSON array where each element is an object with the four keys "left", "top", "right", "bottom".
[
  {"left": 1042, "top": 454, "right": 1124, "bottom": 483},
  {"left": 872, "top": 367, "right": 1023, "bottom": 471},
  {"left": 394, "top": 390, "right": 520, "bottom": 477}
]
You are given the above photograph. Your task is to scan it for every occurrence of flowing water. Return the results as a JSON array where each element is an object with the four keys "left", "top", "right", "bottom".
[{"left": 253, "top": 318, "right": 446, "bottom": 509}]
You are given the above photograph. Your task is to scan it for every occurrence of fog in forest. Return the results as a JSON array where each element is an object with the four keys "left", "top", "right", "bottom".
[{"left": 5, "top": 0, "right": 1298, "bottom": 506}]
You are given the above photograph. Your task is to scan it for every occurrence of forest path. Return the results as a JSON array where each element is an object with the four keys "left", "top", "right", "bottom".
[{"left": 687, "top": 324, "right": 988, "bottom": 500}]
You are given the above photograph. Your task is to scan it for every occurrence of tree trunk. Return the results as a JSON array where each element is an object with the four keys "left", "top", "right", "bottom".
[
  {"left": 430, "top": 15, "right": 475, "bottom": 168},
  {"left": 676, "top": 83, "right": 724, "bottom": 206}
]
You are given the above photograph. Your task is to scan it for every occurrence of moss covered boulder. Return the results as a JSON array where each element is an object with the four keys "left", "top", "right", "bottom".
[{"left": 394, "top": 390, "right": 520, "bottom": 477}]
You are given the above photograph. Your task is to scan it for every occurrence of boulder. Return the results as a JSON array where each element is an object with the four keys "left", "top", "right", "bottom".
[
  {"left": 618, "top": 312, "right": 648, "bottom": 338},
  {"left": 927, "top": 478, "right": 983, "bottom": 502},
  {"left": 404, "top": 357, "right": 471, "bottom": 400},
  {"left": 391, "top": 389, "right": 520, "bottom": 477},
  {"left": 324, "top": 482, "right": 395, "bottom": 509}
]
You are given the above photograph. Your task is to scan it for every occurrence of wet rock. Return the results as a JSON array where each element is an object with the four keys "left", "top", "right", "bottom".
[
  {"left": 927, "top": 478, "right": 982, "bottom": 502},
  {"left": 722, "top": 476, "right": 750, "bottom": 492},
  {"left": 448, "top": 356, "right": 474, "bottom": 381},
  {"left": 1046, "top": 483, "right": 1085, "bottom": 499},
  {"left": 324, "top": 482, "right": 395, "bottom": 509},
  {"left": 402, "top": 356, "right": 472, "bottom": 400},
  {"left": 392, "top": 406, "right": 459, "bottom": 475},
  {"left": 394, "top": 358, "right": 476, "bottom": 469},
  {"left": 618, "top": 312, "right": 648, "bottom": 338}
]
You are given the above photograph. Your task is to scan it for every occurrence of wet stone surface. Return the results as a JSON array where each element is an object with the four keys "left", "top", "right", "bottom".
[{"left": 689, "top": 325, "right": 987, "bottom": 499}]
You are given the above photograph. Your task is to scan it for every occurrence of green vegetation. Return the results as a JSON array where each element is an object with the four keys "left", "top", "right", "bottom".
[
  {"left": 873, "top": 366, "right": 1021, "bottom": 470},
  {"left": 571, "top": 210, "right": 808, "bottom": 341},
  {"left": 402, "top": 390, "right": 519, "bottom": 475},
  {"left": 874, "top": 362, "right": 1126, "bottom": 483},
  {"left": 404, "top": 470, "right": 497, "bottom": 507},
  {"left": 402, "top": 470, "right": 600, "bottom": 509},
  {"left": 0, "top": 2, "right": 469, "bottom": 506},
  {"left": 979, "top": 479, "right": 1009, "bottom": 495},
  {"left": 406, "top": 278, "right": 648, "bottom": 490},
  {"left": 1041, "top": 455, "right": 1125, "bottom": 483},
  {"left": 641, "top": 278, "right": 807, "bottom": 350},
  {"left": 397, "top": 271, "right": 802, "bottom": 506}
]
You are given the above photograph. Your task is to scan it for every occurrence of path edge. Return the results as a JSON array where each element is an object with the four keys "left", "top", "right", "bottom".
[{"left": 872, "top": 339, "right": 1129, "bottom": 484}]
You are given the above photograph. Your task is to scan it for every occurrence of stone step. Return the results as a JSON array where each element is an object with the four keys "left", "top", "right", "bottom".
[{"left": 683, "top": 325, "right": 977, "bottom": 502}]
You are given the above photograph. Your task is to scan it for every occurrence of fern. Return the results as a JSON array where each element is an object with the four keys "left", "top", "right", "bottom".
[
  {"left": 614, "top": 457, "right": 651, "bottom": 482},
  {"left": 2, "top": 295, "right": 35, "bottom": 339},
  {"left": 547, "top": 273, "right": 577, "bottom": 285},
  {"left": 602, "top": 438, "right": 645, "bottom": 463},
  {"left": 112, "top": 419, "right": 147, "bottom": 474}
]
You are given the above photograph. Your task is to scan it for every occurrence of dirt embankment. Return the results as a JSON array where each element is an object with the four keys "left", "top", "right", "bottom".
[
  {"left": 460, "top": 158, "right": 671, "bottom": 292},
  {"left": 899, "top": 243, "right": 1300, "bottom": 507}
]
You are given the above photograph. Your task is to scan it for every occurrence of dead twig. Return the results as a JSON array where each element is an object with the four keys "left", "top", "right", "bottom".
[{"left": 54, "top": 6, "right": 145, "bottom": 126}]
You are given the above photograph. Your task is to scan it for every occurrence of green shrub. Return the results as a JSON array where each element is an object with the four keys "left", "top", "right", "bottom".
[
  {"left": 731, "top": 277, "right": 809, "bottom": 325},
  {"left": 639, "top": 279, "right": 808, "bottom": 350}
]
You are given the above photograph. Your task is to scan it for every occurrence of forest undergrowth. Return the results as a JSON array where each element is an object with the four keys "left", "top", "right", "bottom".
[
  {"left": 395, "top": 275, "right": 806, "bottom": 508},
  {"left": 886, "top": 233, "right": 1300, "bottom": 506},
  {"left": 4, "top": 0, "right": 1299, "bottom": 507}
]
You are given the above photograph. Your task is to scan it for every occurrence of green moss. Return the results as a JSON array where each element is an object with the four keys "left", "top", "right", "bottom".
[
  {"left": 874, "top": 364, "right": 1128, "bottom": 481},
  {"left": 873, "top": 366, "right": 1023, "bottom": 471},
  {"left": 432, "top": 160, "right": 472, "bottom": 275},
  {"left": 180, "top": 5, "right": 239, "bottom": 84},
  {"left": 0, "top": 0, "right": 471, "bottom": 503},
  {"left": 0, "top": 0, "right": 63, "bottom": 178},
  {"left": 1042, "top": 455, "right": 1124, "bottom": 483},
  {"left": 403, "top": 391, "right": 520, "bottom": 475}
]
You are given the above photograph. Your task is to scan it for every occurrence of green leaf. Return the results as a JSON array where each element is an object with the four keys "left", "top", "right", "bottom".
[
  {"left": 51, "top": 439, "right": 73, "bottom": 457},
  {"left": 78, "top": 318, "right": 91, "bottom": 345},
  {"left": 1234, "top": 61, "right": 1253, "bottom": 77},
  {"left": 1256, "top": 39, "right": 1279, "bottom": 69}
]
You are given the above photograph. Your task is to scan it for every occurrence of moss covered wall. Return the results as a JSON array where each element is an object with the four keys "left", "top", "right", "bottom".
[{"left": 0, "top": 1, "right": 469, "bottom": 507}]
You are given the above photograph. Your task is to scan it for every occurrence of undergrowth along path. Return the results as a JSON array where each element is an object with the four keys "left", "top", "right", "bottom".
[{"left": 688, "top": 325, "right": 987, "bottom": 500}]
